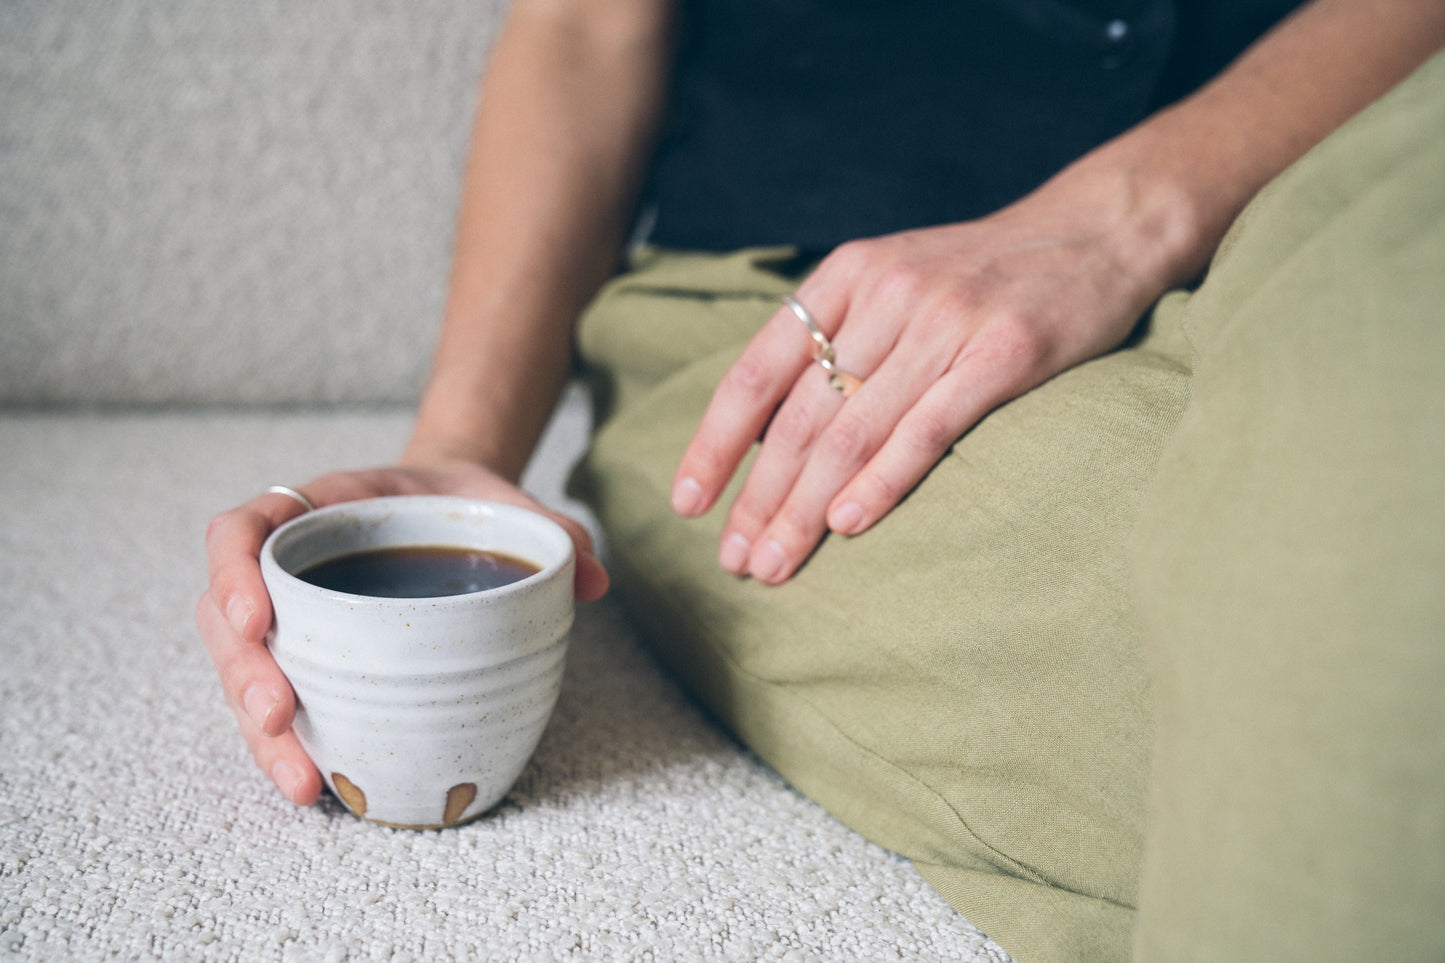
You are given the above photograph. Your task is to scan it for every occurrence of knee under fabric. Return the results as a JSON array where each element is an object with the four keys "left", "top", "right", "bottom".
[
  {"left": 574, "top": 255, "right": 1189, "bottom": 961},
  {"left": 570, "top": 50, "right": 1445, "bottom": 963},
  {"left": 1129, "top": 50, "right": 1445, "bottom": 962}
]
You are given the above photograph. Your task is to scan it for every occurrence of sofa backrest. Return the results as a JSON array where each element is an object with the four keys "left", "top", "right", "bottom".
[{"left": 1, "top": 1, "right": 505, "bottom": 406}]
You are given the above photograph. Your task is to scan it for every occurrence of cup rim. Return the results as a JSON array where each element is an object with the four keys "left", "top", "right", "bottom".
[{"left": 259, "top": 495, "right": 575, "bottom": 606}]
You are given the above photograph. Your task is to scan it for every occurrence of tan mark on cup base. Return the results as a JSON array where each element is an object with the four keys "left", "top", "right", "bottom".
[
  {"left": 331, "top": 772, "right": 367, "bottom": 816},
  {"left": 443, "top": 782, "right": 477, "bottom": 826}
]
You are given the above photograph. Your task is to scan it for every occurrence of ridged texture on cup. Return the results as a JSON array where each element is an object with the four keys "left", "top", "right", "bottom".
[{"left": 262, "top": 497, "right": 574, "bottom": 828}]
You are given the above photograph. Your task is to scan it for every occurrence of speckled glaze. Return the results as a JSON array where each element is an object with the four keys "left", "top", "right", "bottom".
[{"left": 260, "top": 497, "right": 574, "bottom": 829}]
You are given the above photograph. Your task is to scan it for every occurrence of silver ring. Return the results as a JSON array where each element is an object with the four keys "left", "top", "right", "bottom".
[
  {"left": 265, "top": 485, "right": 315, "bottom": 513},
  {"left": 783, "top": 295, "right": 836, "bottom": 363},
  {"left": 782, "top": 295, "right": 864, "bottom": 397}
]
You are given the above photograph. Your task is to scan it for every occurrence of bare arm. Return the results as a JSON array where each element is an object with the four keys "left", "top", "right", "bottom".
[
  {"left": 405, "top": 0, "right": 675, "bottom": 478},
  {"left": 1098, "top": 0, "right": 1445, "bottom": 291},
  {"left": 199, "top": 0, "right": 673, "bottom": 804},
  {"left": 674, "top": 0, "right": 1445, "bottom": 585}
]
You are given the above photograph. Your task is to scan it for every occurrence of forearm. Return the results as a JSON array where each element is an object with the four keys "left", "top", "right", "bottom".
[
  {"left": 1056, "top": 0, "right": 1445, "bottom": 296},
  {"left": 404, "top": 0, "right": 674, "bottom": 480}
]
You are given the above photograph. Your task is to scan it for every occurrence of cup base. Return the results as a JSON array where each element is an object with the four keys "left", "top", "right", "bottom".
[
  {"left": 355, "top": 810, "right": 493, "bottom": 832},
  {"left": 330, "top": 772, "right": 496, "bottom": 830}
]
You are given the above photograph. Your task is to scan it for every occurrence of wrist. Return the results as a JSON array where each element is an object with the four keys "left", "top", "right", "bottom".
[
  {"left": 403, "top": 354, "right": 567, "bottom": 482},
  {"left": 1058, "top": 98, "right": 1265, "bottom": 299},
  {"left": 401, "top": 372, "right": 509, "bottom": 478},
  {"left": 402, "top": 410, "right": 525, "bottom": 483},
  {"left": 398, "top": 433, "right": 493, "bottom": 475},
  {"left": 1028, "top": 130, "right": 1212, "bottom": 311}
]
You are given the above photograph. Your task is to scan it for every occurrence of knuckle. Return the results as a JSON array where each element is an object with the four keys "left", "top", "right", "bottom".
[
  {"left": 826, "top": 238, "right": 873, "bottom": 275},
  {"left": 937, "top": 286, "right": 984, "bottom": 326},
  {"left": 819, "top": 413, "right": 872, "bottom": 468},
  {"left": 990, "top": 314, "right": 1048, "bottom": 370},
  {"left": 312, "top": 471, "right": 354, "bottom": 498},
  {"left": 859, "top": 469, "right": 907, "bottom": 511},
  {"left": 901, "top": 408, "right": 961, "bottom": 460},
  {"left": 764, "top": 402, "right": 819, "bottom": 455},
  {"left": 684, "top": 443, "right": 729, "bottom": 483},
  {"left": 771, "top": 502, "right": 815, "bottom": 545},
  {"left": 875, "top": 261, "right": 926, "bottom": 305},
  {"left": 826, "top": 237, "right": 878, "bottom": 276},
  {"left": 721, "top": 353, "right": 773, "bottom": 400},
  {"left": 829, "top": 238, "right": 867, "bottom": 263},
  {"left": 204, "top": 508, "right": 240, "bottom": 548},
  {"left": 725, "top": 495, "right": 770, "bottom": 538},
  {"left": 217, "top": 660, "right": 251, "bottom": 705}
]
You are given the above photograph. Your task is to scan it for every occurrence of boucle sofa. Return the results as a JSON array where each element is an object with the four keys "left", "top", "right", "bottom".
[
  {"left": 0, "top": 4, "right": 1008, "bottom": 959},
  {"left": 6, "top": 4, "right": 1443, "bottom": 962}
]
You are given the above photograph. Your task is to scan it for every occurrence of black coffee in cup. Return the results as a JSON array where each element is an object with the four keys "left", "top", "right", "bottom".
[{"left": 297, "top": 545, "right": 540, "bottom": 598}]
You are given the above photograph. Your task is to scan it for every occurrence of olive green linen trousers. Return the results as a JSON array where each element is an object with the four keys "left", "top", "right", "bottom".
[{"left": 570, "top": 51, "right": 1445, "bottom": 962}]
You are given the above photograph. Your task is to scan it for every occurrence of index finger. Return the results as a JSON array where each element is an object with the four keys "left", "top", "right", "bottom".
[
  {"left": 205, "top": 489, "right": 315, "bottom": 645},
  {"left": 672, "top": 289, "right": 846, "bottom": 518}
]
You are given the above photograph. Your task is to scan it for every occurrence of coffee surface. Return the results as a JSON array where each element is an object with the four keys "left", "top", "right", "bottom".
[{"left": 297, "top": 545, "right": 540, "bottom": 598}]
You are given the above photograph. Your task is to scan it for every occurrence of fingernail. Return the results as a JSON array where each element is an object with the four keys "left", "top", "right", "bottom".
[
  {"left": 273, "top": 760, "right": 305, "bottom": 802},
  {"left": 226, "top": 595, "right": 253, "bottom": 637},
  {"left": 672, "top": 476, "right": 704, "bottom": 516},
  {"left": 750, "top": 539, "right": 787, "bottom": 583},
  {"left": 830, "top": 501, "right": 864, "bottom": 535},
  {"left": 719, "top": 532, "right": 751, "bottom": 574},
  {"left": 243, "top": 683, "right": 278, "bottom": 735}
]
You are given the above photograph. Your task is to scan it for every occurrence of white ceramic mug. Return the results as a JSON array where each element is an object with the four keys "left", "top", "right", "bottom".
[{"left": 260, "top": 496, "right": 574, "bottom": 829}]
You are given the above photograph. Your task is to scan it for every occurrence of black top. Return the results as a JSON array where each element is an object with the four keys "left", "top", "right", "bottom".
[{"left": 640, "top": 0, "right": 1307, "bottom": 253}]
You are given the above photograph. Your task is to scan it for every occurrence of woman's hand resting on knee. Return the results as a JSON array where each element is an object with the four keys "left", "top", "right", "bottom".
[
  {"left": 196, "top": 460, "right": 609, "bottom": 804},
  {"left": 670, "top": 0, "right": 1445, "bottom": 584},
  {"left": 670, "top": 154, "right": 1194, "bottom": 585}
]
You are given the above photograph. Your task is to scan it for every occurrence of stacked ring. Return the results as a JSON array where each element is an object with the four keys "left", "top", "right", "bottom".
[{"left": 782, "top": 295, "right": 864, "bottom": 397}]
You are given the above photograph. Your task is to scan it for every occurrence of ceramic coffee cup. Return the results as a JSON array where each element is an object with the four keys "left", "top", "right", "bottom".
[{"left": 259, "top": 496, "right": 574, "bottom": 829}]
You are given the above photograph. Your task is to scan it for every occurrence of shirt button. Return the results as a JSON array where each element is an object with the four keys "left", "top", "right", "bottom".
[{"left": 1100, "top": 18, "right": 1132, "bottom": 69}]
